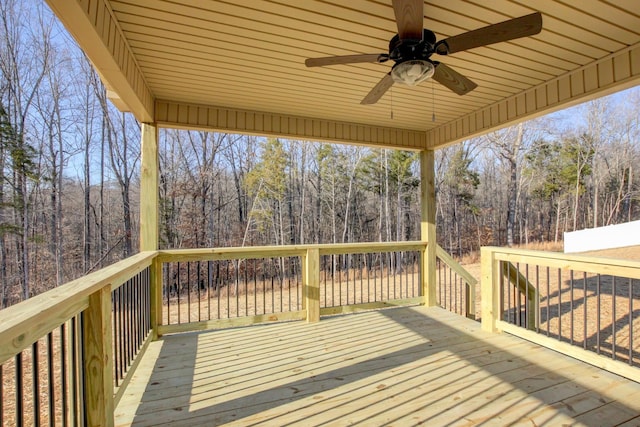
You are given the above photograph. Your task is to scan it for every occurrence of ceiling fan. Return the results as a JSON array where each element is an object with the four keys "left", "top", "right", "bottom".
[{"left": 305, "top": 0, "right": 542, "bottom": 104}]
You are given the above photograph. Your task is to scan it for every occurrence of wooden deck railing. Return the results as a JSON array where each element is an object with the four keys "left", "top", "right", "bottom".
[
  {"left": 155, "top": 246, "right": 308, "bottom": 334},
  {"left": 0, "top": 252, "right": 155, "bottom": 427},
  {"left": 6, "top": 243, "right": 639, "bottom": 424},
  {"left": 481, "top": 246, "right": 640, "bottom": 383},
  {"left": 155, "top": 242, "right": 428, "bottom": 334},
  {"left": 0, "top": 241, "right": 481, "bottom": 425},
  {"left": 317, "top": 243, "right": 423, "bottom": 315}
]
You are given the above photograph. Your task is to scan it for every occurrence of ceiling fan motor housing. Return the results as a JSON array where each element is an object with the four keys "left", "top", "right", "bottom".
[
  {"left": 389, "top": 29, "right": 437, "bottom": 63},
  {"left": 389, "top": 29, "right": 437, "bottom": 85}
]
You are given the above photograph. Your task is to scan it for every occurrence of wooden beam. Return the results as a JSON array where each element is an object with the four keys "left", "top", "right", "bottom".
[
  {"left": 140, "top": 123, "right": 158, "bottom": 251},
  {"left": 155, "top": 100, "right": 428, "bottom": 150},
  {"left": 427, "top": 42, "right": 640, "bottom": 149},
  {"left": 420, "top": 150, "right": 437, "bottom": 306},
  {"left": 436, "top": 244, "right": 477, "bottom": 286},
  {"left": 493, "top": 247, "right": 640, "bottom": 280},
  {"left": 45, "top": 0, "right": 154, "bottom": 122}
]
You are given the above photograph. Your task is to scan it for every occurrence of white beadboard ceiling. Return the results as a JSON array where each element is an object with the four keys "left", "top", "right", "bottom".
[{"left": 46, "top": 0, "right": 640, "bottom": 149}]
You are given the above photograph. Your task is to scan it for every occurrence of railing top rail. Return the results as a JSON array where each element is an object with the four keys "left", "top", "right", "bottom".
[
  {"left": 157, "top": 241, "right": 427, "bottom": 262},
  {"left": 0, "top": 251, "right": 156, "bottom": 365},
  {"left": 318, "top": 241, "right": 426, "bottom": 256},
  {"left": 483, "top": 246, "right": 640, "bottom": 280},
  {"left": 157, "top": 246, "right": 307, "bottom": 262},
  {"left": 436, "top": 244, "right": 477, "bottom": 286}
]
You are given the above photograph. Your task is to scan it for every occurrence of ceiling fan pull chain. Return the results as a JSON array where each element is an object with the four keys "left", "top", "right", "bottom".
[{"left": 390, "top": 87, "right": 394, "bottom": 119}]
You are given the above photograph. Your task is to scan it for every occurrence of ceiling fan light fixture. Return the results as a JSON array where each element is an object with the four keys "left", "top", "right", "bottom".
[{"left": 391, "top": 60, "right": 435, "bottom": 86}]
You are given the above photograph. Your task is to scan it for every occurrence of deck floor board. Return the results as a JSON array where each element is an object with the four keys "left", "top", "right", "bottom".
[{"left": 115, "top": 306, "right": 640, "bottom": 426}]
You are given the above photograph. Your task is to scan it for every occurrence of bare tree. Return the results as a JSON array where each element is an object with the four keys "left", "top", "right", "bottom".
[
  {"left": 92, "top": 79, "right": 140, "bottom": 256},
  {"left": 0, "top": 0, "right": 52, "bottom": 298},
  {"left": 485, "top": 123, "right": 526, "bottom": 247}
]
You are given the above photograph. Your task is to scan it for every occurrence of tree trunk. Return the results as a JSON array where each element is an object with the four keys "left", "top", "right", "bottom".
[
  {"left": 314, "top": 159, "right": 322, "bottom": 243},
  {"left": 384, "top": 150, "right": 391, "bottom": 242},
  {"left": 554, "top": 199, "right": 561, "bottom": 243},
  {"left": 120, "top": 115, "right": 133, "bottom": 256},
  {"left": 0, "top": 140, "right": 6, "bottom": 307},
  {"left": 298, "top": 146, "right": 307, "bottom": 244},
  {"left": 99, "top": 114, "right": 106, "bottom": 265},
  {"left": 83, "top": 110, "right": 91, "bottom": 272},
  {"left": 506, "top": 156, "right": 517, "bottom": 247},
  {"left": 627, "top": 165, "right": 633, "bottom": 221},
  {"left": 505, "top": 125, "right": 523, "bottom": 247},
  {"left": 573, "top": 170, "right": 581, "bottom": 231},
  {"left": 17, "top": 163, "right": 29, "bottom": 299}
]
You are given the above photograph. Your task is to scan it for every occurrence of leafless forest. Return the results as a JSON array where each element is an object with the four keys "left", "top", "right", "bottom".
[{"left": 2, "top": 0, "right": 640, "bottom": 307}]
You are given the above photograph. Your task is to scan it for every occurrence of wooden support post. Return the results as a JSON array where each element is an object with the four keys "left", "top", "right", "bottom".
[
  {"left": 481, "top": 247, "right": 501, "bottom": 333},
  {"left": 140, "top": 123, "right": 158, "bottom": 252},
  {"left": 305, "top": 248, "right": 320, "bottom": 323},
  {"left": 465, "top": 283, "right": 476, "bottom": 320},
  {"left": 83, "top": 286, "right": 114, "bottom": 427},
  {"left": 420, "top": 150, "right": 437, "bottom": 306}
]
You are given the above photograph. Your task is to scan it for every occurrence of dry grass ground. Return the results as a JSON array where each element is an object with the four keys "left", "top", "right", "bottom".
[
  {"left": 162, "top": 267, "right": 423, "bottom": 325},
  {"left": 581, "top": 245, "right": 640, "bottom": 260}
]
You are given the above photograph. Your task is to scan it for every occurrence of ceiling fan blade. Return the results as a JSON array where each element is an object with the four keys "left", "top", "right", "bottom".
[
  {"left": 361, "top": 73, "right": 394, "bottom": 105},
  {"left": 437, "top": 12, "right": 542, "bottom": 55},
  {"left": 432, "top": 62, "right": 477, "bottom": 96},
  {"left": 392, "top": 0, "right": 423, "bottom": 41},
  {"left": 305, "top": 54, "right": 387, "bottom": 67}
]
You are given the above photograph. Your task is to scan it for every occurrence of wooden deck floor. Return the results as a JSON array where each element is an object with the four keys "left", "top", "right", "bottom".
[{"left": 115, "top": 306, "right": 640, "bottom": 426}]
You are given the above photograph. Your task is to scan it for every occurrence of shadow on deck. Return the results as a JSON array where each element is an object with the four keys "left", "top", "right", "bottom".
[{"left": 115, "top": 306, "right": 640, "bottom": 426}]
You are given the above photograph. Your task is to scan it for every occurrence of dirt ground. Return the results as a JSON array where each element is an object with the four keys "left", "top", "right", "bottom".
[{"left": 580, "top": 245, "right": 640, "bottom": 260}]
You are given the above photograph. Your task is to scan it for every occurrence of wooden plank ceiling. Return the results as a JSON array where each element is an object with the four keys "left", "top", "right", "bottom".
[{"left": 46, "top": 0, "right": 640, "bottom": 149}]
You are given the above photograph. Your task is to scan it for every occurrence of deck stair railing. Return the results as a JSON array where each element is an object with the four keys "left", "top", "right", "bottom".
[
  {"left": 501, "top": 261, "right": 538, "bottom": 330},
  {"left": 435, "top": 244, "right": 477, "bottom": 319},
  {"left": 482, "top": 246, "right": 640, "bottom": 383}
]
